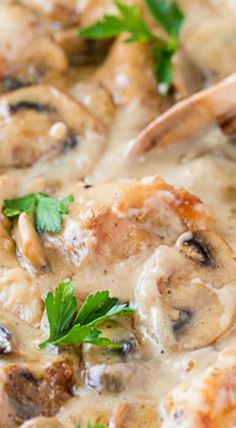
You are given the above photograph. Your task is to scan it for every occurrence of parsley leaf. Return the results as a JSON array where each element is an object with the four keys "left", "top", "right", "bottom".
[
  {"left": 145, "top": 0, "right": 184, "bottom": 39},
  {"left": 40, "top": 280, "right": 77, "bottom": 348},
  {"left": 3, "top": 194, "right": 36, "bottom": 217},
  {"left": 78, "top": 0, "right": 185, "bottom": 95},
  {"left": 80, "top": 15, "right": 126, "bottom": 40},
  {"left": 152, "top": 44, "right": 174, "bottom": 95},
  {"left": 35, "top": 193, "right": 74, "bottom": 234},
  {"left": 3, "top": 192, "right": 74, "bottom": 234},
  {"left": 39, "top": 282, "right": 134, "bottom": 349},
  {"left": 80, "top": 1, "right": 152, "bottom": 43}
]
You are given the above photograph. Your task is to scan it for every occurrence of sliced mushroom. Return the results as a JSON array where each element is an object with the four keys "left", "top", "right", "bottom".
[
  {"left": 82, "top": 320, "right": 139, "bottom": 393},
  {"left": 172, "top": 48, "right": 204, "bottom": 100},
  {"left": 12, "top": 213, "right": 49, "bottom": 273},
  {"left": 128, "top": 73, "right": 236, "bottom": 157},
  {"left": 0, "top": 85, "right": 106, "bottom": 181},
  {"left": 0, "top": 361, "right": 74, "bottom": 426},
  {"left": 0, "top": 326, "right": 12, "bottom": 355},
  {"left": 0, "top": 5, "right": 67, "bottom": 80},
  {"left": 0, "top": 308, "right": 44, "bottom": 362},
  {"left": 137, "top": 230, "right": 236, "bottom": 351}
]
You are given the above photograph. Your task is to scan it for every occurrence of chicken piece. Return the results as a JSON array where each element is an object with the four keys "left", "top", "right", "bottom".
[
  {"left": 128, "top": 73, "right": 236, "bottom": 158},
  {"left": 0, "top": 360, "right": 74, "bottom": 428},
  {"left": 0, "top": 268, "right": 43, "bottom": 326},
  {"left": 0, "top": 85, "right": 106, "bottom": 182},
  {"left": 44, "top": 176, "right": 213, "bottom": 272},
  {"left": 137, "top": 230, "right": 236, "bottom": 352},
  {"left": 161, "top": 347, "right": 236, "bottom": 428},
  {"left": 0, "top": 5, "right": 67, "bottom": 80}
]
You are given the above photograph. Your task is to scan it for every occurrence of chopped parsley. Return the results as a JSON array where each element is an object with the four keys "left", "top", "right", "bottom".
[
  {"left": 3, "top": 192, "right": 74, "bottom": 234},
  {"left": 79, "top": 0, "right": 184, "bottom": 95},
  {"left": 39, "top": 280, "right": 134, "bottom": 349}
]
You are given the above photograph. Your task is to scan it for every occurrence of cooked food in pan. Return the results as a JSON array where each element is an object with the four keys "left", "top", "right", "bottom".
[{"left": 0, "top": 1, "right": 236, "bottom": 427}]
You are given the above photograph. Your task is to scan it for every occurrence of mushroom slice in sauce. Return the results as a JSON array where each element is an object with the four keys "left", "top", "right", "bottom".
[
  {"left": 137, "top": 230, "right": 236, "bottom": 351},
  {"left": 0, "top": 360, "right": 74, "bottom": 427},
  {"left": 0, "top": 325, "right": 12, "bottom": 355},
  {"left": 161, "top": 346, "right": 236, "bottom": 428},
  {"left": 13, "top": 213, "right": 49, "bottom": 273},
  {"left": 128, "top": 73, "right": 236, "bottom": 158},
  {"left": 82, "top": 320, "right": 139, "bottom": 393},
  {"left": 0, "top": 85, "right": 106, "bottom": 179},
  {"left": 0, "top": 4, "right": 67, "bottom": 80}
]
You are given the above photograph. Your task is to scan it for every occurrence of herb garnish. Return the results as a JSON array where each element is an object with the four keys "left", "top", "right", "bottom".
[
  {"left": 39, "top": 280, "right": 134, "bottom": 349},
  {"left": 79, "top": 0, "right": 184, "bottom": 95},
  {"left": 3, "top": 192, "right": 74, "bottom": 234}
]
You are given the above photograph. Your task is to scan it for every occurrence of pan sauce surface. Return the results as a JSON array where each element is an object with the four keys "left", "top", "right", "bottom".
[{"left": 0, "top": 1, "right": 236, "bottom": 427}]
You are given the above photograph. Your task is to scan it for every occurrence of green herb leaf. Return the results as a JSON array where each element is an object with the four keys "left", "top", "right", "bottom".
[
  {"left": 3, "top": 194, "right": 36, "bottom": 217},
  {"left": 79, "top": 14, "right": 126, "bottom": 39},
  {"left": 35, "top": 193, "right": 74, "bottom": 234},
  {"left": 78, "top": 0, "right": 184, "bottom": 94},
  {"left": 3, "top": 192, "right": 74, "bottom": 234},
  {"left": 39, "top": 280, "right": 77, "bottom": 349},
  {"left": 145, "top": 0, "right": 185, "bottom": 39},
  {"left": 39, "top": 282, "right": 134, "bottom": 349},
  {"left": 74, "top": 290, "right": 133, "bottom": 326},
  {"left": 152, "top": 45, "right": 174, "bottom": 95},
  {"left": 80, "top": 1, "right": 152, "bottom": 43}
]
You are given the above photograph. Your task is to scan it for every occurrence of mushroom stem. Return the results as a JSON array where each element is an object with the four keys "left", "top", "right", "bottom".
[{"left": 128, "top": 73, "right": 236, "bottom": 157}]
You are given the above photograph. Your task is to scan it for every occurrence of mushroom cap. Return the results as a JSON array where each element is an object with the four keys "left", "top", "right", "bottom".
[{"left": 137, "top": 230, "right": 236, "bottom": 351}]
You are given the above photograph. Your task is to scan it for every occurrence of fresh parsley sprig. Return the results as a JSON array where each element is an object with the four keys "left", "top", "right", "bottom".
[
  {"left": 39, "top": 280, "right": 134, "bottom": 349},
  {"left": 3, "top": 192, "right": 74, "bottom": 234},
  {"left": 79, "top": 0, "right": 184, "bottom": 95}
]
